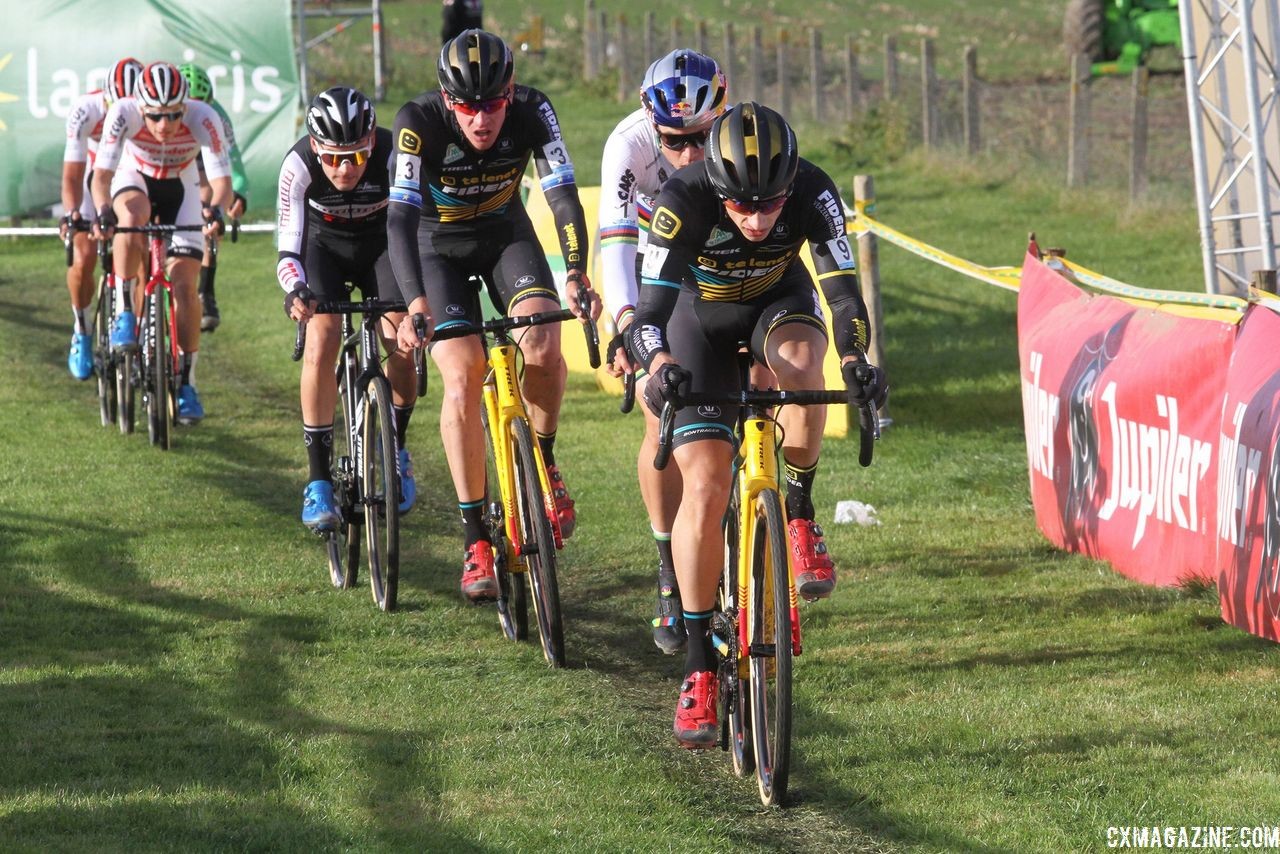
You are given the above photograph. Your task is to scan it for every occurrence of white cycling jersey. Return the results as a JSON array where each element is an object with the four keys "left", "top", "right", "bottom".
[
  {"left": 96, "top": 97, "right": 231, "bottom": 181},
  {"left": 597, "top": 107, "right": 678, "bottom": 329},
  {"left": 64, "top": 90, "right": 109, "bottom": 165}
]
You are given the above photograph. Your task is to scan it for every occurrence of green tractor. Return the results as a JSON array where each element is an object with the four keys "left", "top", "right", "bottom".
[{"left": 1063, "top": 0, "right": 1181, "bottom": 76}]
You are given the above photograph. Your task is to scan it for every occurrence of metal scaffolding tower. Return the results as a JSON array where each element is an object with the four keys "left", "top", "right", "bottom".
[
  {"left": 1182, "top": 0, "right": 1280, "bottom": 295},
  {"left": 296, "top": 0, "right": 387, "bottom": 104}
]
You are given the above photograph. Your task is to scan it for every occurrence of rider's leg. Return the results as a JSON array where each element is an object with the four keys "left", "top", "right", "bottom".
[
  {"left": 764, "top": 322, "right": 829, "bottom": 515},
  {"left": 112, "top": 188, "right": 150, "bottom": 317}
]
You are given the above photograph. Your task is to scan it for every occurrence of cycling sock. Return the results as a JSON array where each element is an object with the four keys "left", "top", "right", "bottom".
[
  {"left": 652, "top": 527, "right": 674, "bottom": 575},
  {"left": 199, "top": 263, "right": 213, "bottom": 298},
  {"left": 537, "top": 430, "right": 556, "bottom": 467},
  {"left": 303, "top": 423, "right": 334, "bottom": 482},
  {"left": 393, "top": 404, "right": 414, "bottom": 448},
  {"left": 180, "top": 351, "right": 198, "bottom": 387},
  {"left": 116, "top": 278, "right": 136, "bottom": 315},
  {"left": 72, "top": 307, "right": 90, "bottom": 335},
  {"left": 682, "top": 608, "right": 715, "bottom": 676},
  {"left": 460, "top": 498, "right": 487, "bottom": 546},
  {"left": 783, "top": 456, "right": 818, "bottom": 522}
]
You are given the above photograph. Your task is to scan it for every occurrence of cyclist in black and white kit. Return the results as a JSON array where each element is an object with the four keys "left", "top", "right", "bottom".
[
  {"left": 277, "top": 87, "right": 419, "bottom": 530},
  {"left": 388, "top": 29, "right": 601, "bottom": 603},
  {"left": 627, "top": 103, "right": 888, "bottom": 748}
]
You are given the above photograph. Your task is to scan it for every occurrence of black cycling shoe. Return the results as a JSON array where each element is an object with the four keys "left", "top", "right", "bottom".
[
  {"left": 200, "top": 291, "right": 220, "bottom": 332},
  {"left": 652, "top": 566, "right": 686, "bottom": 655}
]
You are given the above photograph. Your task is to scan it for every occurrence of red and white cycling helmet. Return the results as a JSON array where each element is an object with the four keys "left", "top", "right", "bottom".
[
  {"left": 106, "top": 57, "right": 143, "bottom": 104},
  {"left": 135, "top": 61, "right": 188, "bottom": 110}
]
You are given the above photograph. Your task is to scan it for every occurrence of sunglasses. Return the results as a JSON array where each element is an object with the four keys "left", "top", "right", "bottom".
[
  {"left": 144, "top": 110, "right": 184, "bottom": 122},
  {"left": 446, "top": 93, "right": 510, "bottom": 116},
  {"left": 318, "top": 146, "right": 372, "bottom": 167},
  {"left": 722, "top": 192, "right": 790, "bottom": 216},
  {"left": 657, "top": 130, "right": 707, "bottom": 151}
]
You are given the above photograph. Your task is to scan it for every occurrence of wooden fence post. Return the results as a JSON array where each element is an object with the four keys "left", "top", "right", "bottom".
[
  {"left": 809, "top": 28, "right": 822, "bottom": 121},
  {"left": 750, "top": 26, "right": 765, "bottom": 104},
  {"left": 696, "top": 20, "right": 708, "bottom": 55},
  {"left": 1067, "top": 53, "right": 1091, "bottom": 188},
  {"left": 1252, "top": 269, "right": 1278, "bottom": 295},
  {"left": 777, "top": 29, "right": 791, "bottom": 118},
  {"left": 963, "top": 45, "right": 980, "bottom": 156},
  {"left": 884, "top": 35, "right": 898, "bottom": 100},
  {"left": 598, "top": 9, "right": 608, "bottom": 70},
  {"left": 644, "top": 11, "right": 655, "bottom": 65},
  {"left": 670, "top": 19, "right": 681, "bottom": 53},
  {"left": 583, "top": 0, "right": 598, "bottom": 80},
  {"left": 853, "top": 174, "right": 890, "bottom": 424},
  {"left": 723, "top": 23, "right": 736, "bottom": 96},
  {"left": 921, "top": 38, "right": 937, "bottom": 149},
  {"left": 617, "top": 15, "right": 631, "bottom": 101},
  {"left": 1129, "top": 65, "right": 1149, "bottom": 201},
  {"left": 845, "top": 34, "right": 861, "bottom": 120}
]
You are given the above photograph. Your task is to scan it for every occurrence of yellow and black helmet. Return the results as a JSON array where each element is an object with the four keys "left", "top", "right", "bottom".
[
  {"left": 705, "top": 102, "right": 798, "bottom": 202},
  {"left": 437, "top": 29, "right": 514, "bottom": 101}
]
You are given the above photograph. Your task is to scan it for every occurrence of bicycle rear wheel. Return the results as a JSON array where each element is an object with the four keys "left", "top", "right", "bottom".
[
  {"left": 362, "top": 375, "right": 400, "bottom": 611},
  {"left": 484, "top": 405, "right": 528, "bottom": 641},
  {"left": 720, "top": 489, "right": 754, "bottom": 777},
  {"left": 326, "top": 353, "right": 361, "bottom": 589},
  {"left": 94, "top": 279, "right": 117, "bottom": 428},
  {"left": 144, "top": 290, "right": 170, "bottom": 450},
  {"left": 512, "top": 418, "right": 564, "bottom": 667},
  {"left": 748, "top": 488, "right": 792, "bottom": 806}
]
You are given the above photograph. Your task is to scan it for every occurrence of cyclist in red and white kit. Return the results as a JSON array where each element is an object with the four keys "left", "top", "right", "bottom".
[
  {"left": 92, "top": 61, "right": 233, "bottom": 424},
  {"left": 60, "top": 57, "right": 142, "bottom": 380}
]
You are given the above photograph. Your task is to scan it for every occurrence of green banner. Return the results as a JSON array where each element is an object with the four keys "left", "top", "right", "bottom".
[{"left": 1, "top": 0, "right": 299, "bottom": 217}]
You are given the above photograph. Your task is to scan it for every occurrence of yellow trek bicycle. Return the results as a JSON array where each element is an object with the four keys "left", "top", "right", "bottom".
[
  {"left": 654, "top": 359, "right": 881, "bottom": 806},
  {"left": 432, "top": 280, "right": 600, "bottom": 667}
]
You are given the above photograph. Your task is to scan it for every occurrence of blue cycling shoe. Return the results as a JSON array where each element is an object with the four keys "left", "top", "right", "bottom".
[
  {"left": 110, "top": 311, "right": 137, "bottom": 351},
  {"left": 302, "top": 480, "right": 340, "bottom": 531},
  {"left": 398, "top": 448, "right": 416, "bottom": 515},
  {"left": 177, "top": 384, "right": 205, "bottom": 424},
  {"left": 68, "top": 332, "right": 93, "bottom": 380}
]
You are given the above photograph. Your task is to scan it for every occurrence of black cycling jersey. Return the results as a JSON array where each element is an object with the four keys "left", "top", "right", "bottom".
[
  {"left": 629, "top": 158, "right": 869, "bottom": 370},
  {"left": 275, "top": 127, "right": 394, "bottom": 293},
  {"left": 386, "top": 85, "right": 587, "bottom": 306}
]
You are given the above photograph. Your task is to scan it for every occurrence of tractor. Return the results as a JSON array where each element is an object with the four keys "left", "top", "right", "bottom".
[{"left": 1063, "top": 0, "right": 1181, "bottom": 76}]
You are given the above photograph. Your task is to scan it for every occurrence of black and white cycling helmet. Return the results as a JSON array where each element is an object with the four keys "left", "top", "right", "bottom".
[
  {"left": 306, "top": 87, "right": 376, "bottom": 146},
  {"left": 641, "top": 49, "right": 727, "bottom": 130},
  {"left": 106, "top": 57, "right": 143, "bottom": 104},
  {"left": 135, "top": 62, "right": 188, "bottom": 109},
  {"left": 705, "top": 102, "right": 798, "bottom": 202},
  {"left": 437, "top": 29, "right": 514, "bottom": 101}
]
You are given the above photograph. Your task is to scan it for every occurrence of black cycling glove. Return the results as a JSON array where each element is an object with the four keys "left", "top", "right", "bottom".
[
  {"left": 842, "top": 360, "right": 888, "bottom": 409},
  {"left": 284, "top": 285, "right": 315, "bottom": 319},
  {"left": 97, "top": 204, "right": 117, "bottom": 232},
  {"left": 643, "top": 362, "right": 691, "bottom": 418}
]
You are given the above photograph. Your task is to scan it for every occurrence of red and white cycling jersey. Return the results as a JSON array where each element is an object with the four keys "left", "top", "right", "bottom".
[
  {"left": 96, "top": 97, "right": 231, "bottom": 181},
  {"left": 64, "top": 90, "right": 109, "bottom": 165}
]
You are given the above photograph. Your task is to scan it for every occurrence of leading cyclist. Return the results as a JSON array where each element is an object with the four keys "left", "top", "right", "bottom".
[
  {"left": 627, "top": 103, "right": 888, "bottom": 747},
  {"left": 388, "top": 29, "right": 600, "bottom": 603},
  {"left": 278, "top": 87, "right": 418, "bottom": 529},
  {"left": 91, "top": 61, "right": 232, "bottom": 424},
  {"left": 598, "top": 49, "right": 728, "bottom": 655},
  {"left": 60, "top": 56, "right": 142, "bottom": 380}
]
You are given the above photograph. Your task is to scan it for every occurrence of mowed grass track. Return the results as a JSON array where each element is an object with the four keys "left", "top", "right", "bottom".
[{"left": 4, "top": 160, "right": 1280, "bottom": 851}]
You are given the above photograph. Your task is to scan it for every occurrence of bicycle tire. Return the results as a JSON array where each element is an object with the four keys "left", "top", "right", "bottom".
[
  {"left": 95, "top": 278, "right": 117, "bottom": 428},
  {"left": 145, "top": 290, "right": 170, "bottom": 450},
  {"left": 327, "top": 353, "right": 361, "bottom": 589},
  {"left": 512, "top": 418, "right": 565, "bottom": 667},
  {"left": 117, "top": 348, "right": 136, "bottom": 435},
  {"left": 748, "top": 488, "right": 792, "bottom": 806},
  {"left": 363, "top": 375, "right": 400, "bottom": 611},
  {"left": 720, "top": 488, "right": 754, "bottom": 777},
  {"left": 483, "top": 404, "right": 528, "bottom": 641}
]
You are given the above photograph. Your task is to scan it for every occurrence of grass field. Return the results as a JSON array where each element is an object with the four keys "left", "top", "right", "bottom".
[{"left": 6, "top": 147, "right": 1280, "bottom": 850}]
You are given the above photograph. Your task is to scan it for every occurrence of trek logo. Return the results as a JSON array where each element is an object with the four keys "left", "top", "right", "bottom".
[
  {"left": 443, "top": 143, "right": 464, "bottom": 164},
  {"left": 398, "top": 128, "right": 421, "bottom": 154},
  {"left": 651, "top": 207, "right": 681, "bottom": 239}
]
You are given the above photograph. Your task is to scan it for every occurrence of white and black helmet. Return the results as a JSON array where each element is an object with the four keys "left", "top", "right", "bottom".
[
  {"left": 706, "top": 102, "right": 799, "bottom": 202},
  {"left": 306, "top": 87, "right": 376, "bottom": 146},
  {"left": 135, "top": 61, "right": 188, "bottom": 109}
]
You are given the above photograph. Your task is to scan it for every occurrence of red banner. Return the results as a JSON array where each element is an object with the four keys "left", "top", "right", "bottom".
[
  {"left": 1216, "top": 308, "right": 1280, "bottom": 640},
  {"left": 1018, "top": 250, "right": 1235, "bottom": 586}
]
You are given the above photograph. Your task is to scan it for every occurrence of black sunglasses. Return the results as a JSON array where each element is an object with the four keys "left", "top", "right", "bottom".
[
  {"left": 144, "top": 110, "right": 184, "bottom": 122},
  {"left": 657, "top": 130, "right": 708, "bottom": 151}
]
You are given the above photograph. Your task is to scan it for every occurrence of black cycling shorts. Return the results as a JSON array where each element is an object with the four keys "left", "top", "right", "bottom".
[
  {"left": 415, "top": 215, "right": 558, "bottom": 332},
  {"left": 306, "top": 229, "right": 399, "bottom": 303},
  {"left": 667, "top": 266, "right": 828, "bottom": 449}
]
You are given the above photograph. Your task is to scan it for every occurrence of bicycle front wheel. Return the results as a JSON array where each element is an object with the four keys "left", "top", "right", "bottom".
[
  {"left": 512, "top": 418, "right": 564, "bottom": 667},
  {"left": 362, "top": 376, "right": 400, "bottom": 611},
  {"left": 327, "top": 353, "right": 361, "bottom": 589},
  {"left": 145, "top": 291, "right": 170, "bottom": 450},
  {"left": 94, "top": 278, "right": 117, "bottom": 428},
  {"left": 483, "top": 403, "right": 528, "bottom": 641},
  {"left": 748, "top": 488, "right": 792, "bottom": 806}
]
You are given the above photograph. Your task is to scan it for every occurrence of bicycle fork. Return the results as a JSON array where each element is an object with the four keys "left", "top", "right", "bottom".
[{"left": 737, "top": 417, "right": 803, "bottom": 660}]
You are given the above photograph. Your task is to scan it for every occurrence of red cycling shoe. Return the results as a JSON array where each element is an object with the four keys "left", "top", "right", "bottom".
[
  {"left": 461, "top": 540, "right": 498, "bottom": 603},
  {"left": 673, "top": 670, "right": 718, "bottom": 749},
  {"left": 789, "top": 518, "right": 836, "bottom": 601}
]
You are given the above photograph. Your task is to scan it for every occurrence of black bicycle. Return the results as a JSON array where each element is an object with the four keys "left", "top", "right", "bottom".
[
  {"left": 293, "top": 298, "right": 417, "bottom": 612},
  {"left": 63, "top": 218, "right": 120, "bottom": 430}
]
